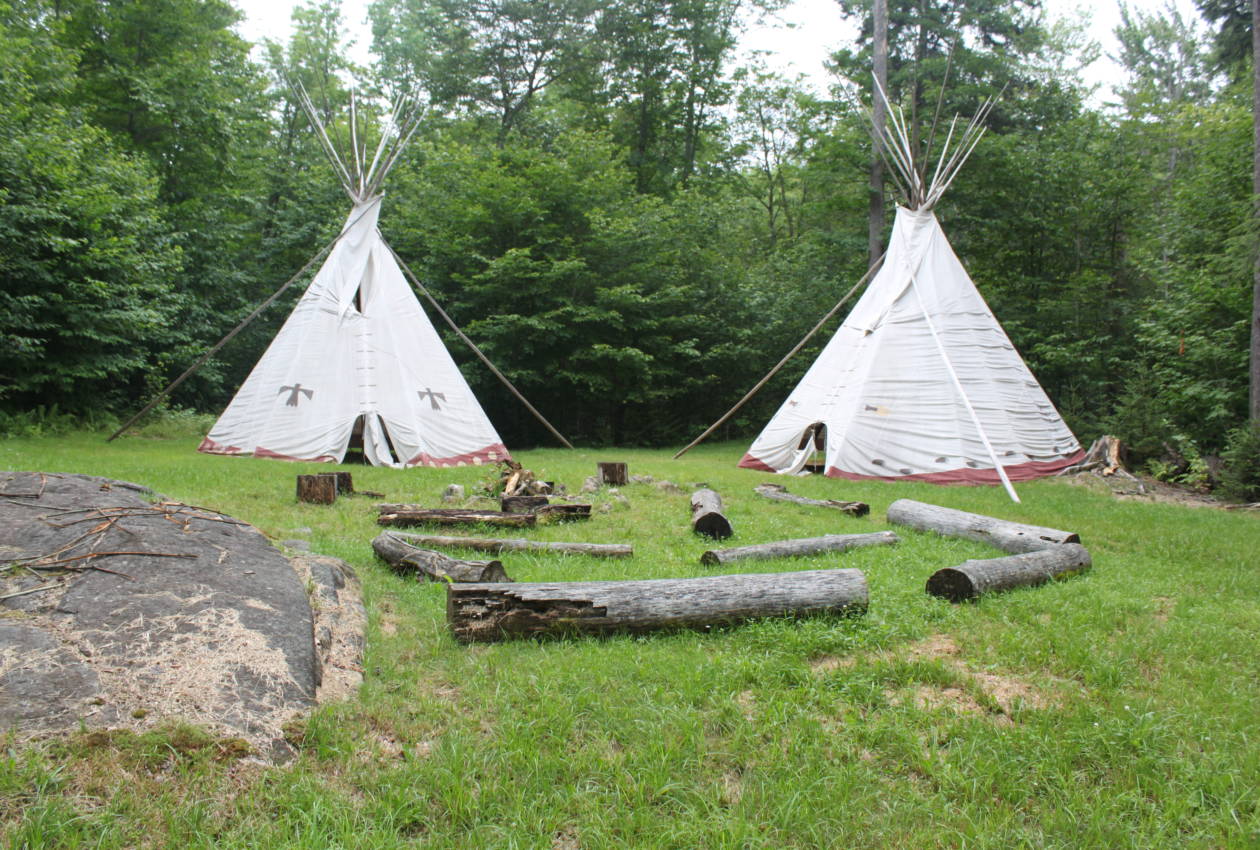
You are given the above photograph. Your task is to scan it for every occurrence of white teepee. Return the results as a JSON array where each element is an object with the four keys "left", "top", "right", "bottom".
[
  {"left": 200, "top": 91, "right": 509, "bottom": 468},
  {"left": 739, "top": 87, "right": 1081, "bottom": 500}
]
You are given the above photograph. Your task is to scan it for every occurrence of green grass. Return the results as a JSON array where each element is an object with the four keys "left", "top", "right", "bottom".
[{"left": 2, "top": 428, "right": 1259, "bottom": 848}]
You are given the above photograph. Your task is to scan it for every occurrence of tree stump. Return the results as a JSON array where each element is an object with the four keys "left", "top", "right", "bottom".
[
  {"left": 373, "top": 532, "right": 512, "bottom": 583},
  {"left": 331, "top": 472, "right": 354, "bottom": 494},
  {"left": 753, "top": 483, "right": 869, "bottom": 517},
  {"left": 926, "top": 544, "right": 1092, "bottom": 602},
  {"left": 690, "top": 489, "right": 732, "bottom": 539},
  {"left": 886, "top": 499, "right": 1080, "bottom": 554},
  {"left": 447, "top": 568, "right": 868, "bottom": 642},
  {"left": 701, "top": 531, "right": 898, "bottom": 566},
  {"left": 297, "top": 474, "right": 338, "bottom": 505},
  {"left": 597, "top": 462, "right": 628, "bottom": 486}
]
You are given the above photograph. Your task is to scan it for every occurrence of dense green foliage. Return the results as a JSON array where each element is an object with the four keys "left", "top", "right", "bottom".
[
  {"left": 0, "top": 0, "right": 1255, "bottom": 476},
  {"left": 2, "top": 432, "right": 1259, "bottom": 846}
]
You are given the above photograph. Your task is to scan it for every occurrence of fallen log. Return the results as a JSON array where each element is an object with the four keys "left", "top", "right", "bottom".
[
  {"left": 537, "top": 504, "right": 591, "bottom": 522},
  {"left": 753, "top": 483, "right": 870, "bottom": 517},
  {"left": 377, "top": 506, "right": 536, "bottom": 529},
  {"left": 297, "top": 474, "right": 338, "bottom": 505},
  {"left": 383, "top": 531, "right": 633, "bottom": 558},
  {"left": 373, "top": 532, "right": 512, "bottom": 583},
  {"left": 701, "top": 531, "right": 898, "bottom": 566},
  {"left": 501, "top": 494, "right": 549, "bottom": 513},
  {"left": 926, "top": 544, "right": 1092, "bottom": 602},
  {"left": 691, "top": 489, "right": 732, "bottom": 539},
  {"left": 447, "top": 568, "right": 868, "bottom": 643},
  {"left": 886, "top": 499, "right": 1080, "bottom": 554}
]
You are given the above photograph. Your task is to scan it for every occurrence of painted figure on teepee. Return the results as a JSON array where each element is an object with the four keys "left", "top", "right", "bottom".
[
  {"left": 737, "top": 83, "right": 1083, "bottom": 501},
  {"left": 199, "top": 89, "right": 509, "bottom": 468}
]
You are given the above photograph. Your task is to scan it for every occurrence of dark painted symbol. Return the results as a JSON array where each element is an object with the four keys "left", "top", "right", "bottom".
[
  {"left": 279, "top": 384, "right": 314, "bottom": 407},
  {"left": 418, "top": 388, "right": 446, "bottom": 410}
]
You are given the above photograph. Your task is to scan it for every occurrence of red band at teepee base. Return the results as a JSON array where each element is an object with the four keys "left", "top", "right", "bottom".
[{"left": 738, "top": 450, "right": 1085, "bottom": 485}]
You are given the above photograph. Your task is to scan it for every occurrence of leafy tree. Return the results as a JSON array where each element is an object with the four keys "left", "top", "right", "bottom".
[{"left": 0, "top": 2, "right": 183, "bottom": 414}]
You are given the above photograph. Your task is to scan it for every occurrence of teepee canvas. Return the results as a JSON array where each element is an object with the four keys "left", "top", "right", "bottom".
[
  {"left": 738, "top": 88, "right": 1081, "bottom": 500},
  {"left": 199, "top": 92, "right": 509, "bottom": 468}
]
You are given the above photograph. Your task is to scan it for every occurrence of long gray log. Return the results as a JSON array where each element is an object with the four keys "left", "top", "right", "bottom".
[
  {"left": 754, "top": 483, "right": 870, "bottom": 517},
  {"left": 926, "top": 544, "right": 1092, "bottom": 602},
  {"left": 690, "top": 489, "right": 732, "bottom": 539},
  {"left": 886, "top": 499, "right": 1080, "bottom": 554},
  {"left": 377, "top": 507, "right": 536, "bottom": 529},
  {"left": 701, "top": 531, "right": 898, "bottom": 566},
  {"left": 447, "top": 568, "right": 869, "bottom": 643},
  {"left": 373, "top": 532, "right": 512, "bottom": 583},
  {"left": 384, "top": 531, "right": 633, "bottom": 558}
]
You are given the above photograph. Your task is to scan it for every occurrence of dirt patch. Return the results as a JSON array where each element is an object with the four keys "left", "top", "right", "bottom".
[{"left": 1152, "top": 596, "right": 1176, "bottom": 624}]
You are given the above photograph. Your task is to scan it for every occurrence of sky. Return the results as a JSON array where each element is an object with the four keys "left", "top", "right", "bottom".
[{"left": 233, "top": 0, "right": 1205, "bottom": 102}]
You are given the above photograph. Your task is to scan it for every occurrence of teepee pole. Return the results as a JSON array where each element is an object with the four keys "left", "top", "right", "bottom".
[
  {"left": 909, "top": 277, "right": 1020, "bottom": 502},
  {"left": 106, "top": 204, "right": 379, "bottom": 442},
  {"left": 384, "top": 242, "right": 575, "bottom": 450},
  {"left": 673, "top": 252, "right": 887, "bottom": 460}
]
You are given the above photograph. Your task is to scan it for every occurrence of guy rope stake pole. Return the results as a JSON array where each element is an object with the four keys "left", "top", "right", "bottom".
[
  {"left": 385, "top": 242, "right": 575, "bottom": 450},
  {"left": 673, "top": 252, "right": 886, "bottom": 460},
  {"left": 107, "top": 203, "right": 378, "bottom": 442}
]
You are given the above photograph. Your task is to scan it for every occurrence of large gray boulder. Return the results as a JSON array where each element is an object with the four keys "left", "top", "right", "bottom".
[{"left": 0, "top": 471, "right": 364, "bottom": 756}]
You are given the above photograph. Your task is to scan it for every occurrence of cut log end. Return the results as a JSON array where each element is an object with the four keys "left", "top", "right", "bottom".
[{"left": 924, "top": 568, "right": 975, "bottom": 603}]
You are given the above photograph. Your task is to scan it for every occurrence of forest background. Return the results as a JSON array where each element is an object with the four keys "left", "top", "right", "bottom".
[{"left": 2, "top": 0, "right": 1257, "bottom": 490}]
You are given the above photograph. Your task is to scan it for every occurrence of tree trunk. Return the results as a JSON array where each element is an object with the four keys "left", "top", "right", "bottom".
[
  {"left": 1252, "top": 0, "right": 1260, "bottom": 421},
  {"left": 926, "top": 544, "right": 1092, "bottom": 602},
  {"left": 376, "top": 507, "right": 536, "bottom": 529},
  {"left": 447, "top": 568, "right": 869, "bottom": 643},
  {"left": 373, "top": 532, "right": 512, "bottom": 583},
  {"left": 753, "top": 483, "right": 870, "bottom": 517},
  {"left": 869, "top": 0, "right": 888, "bottom": 262},
  {"left": 382, "top": 531, "right": 633, "bottom": 558},
  {"left": 296, "top": 474, "right": 338, "bottom": 505},
  {"left": 597, "top": 462, "right": 628, "bottom": 486},
  {"left": 690, "top": 489, "right": 732, "bottom": 539},
  {"left": 886, "top": 499, "right": 1080, "bottom": 554},
  {"left": 701, "top": 532, "right": 898, "bottom": 566}
]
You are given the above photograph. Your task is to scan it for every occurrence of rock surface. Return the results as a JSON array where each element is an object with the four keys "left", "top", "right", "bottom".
[{"left": 0, "top": 471, "right": 364, "bottom": 756}]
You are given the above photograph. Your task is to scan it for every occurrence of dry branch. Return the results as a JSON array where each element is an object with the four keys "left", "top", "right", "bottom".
[
  {"left": 701, "top": 531, "right": 898, "bottom": 566},
  {"left": 372, "top": 532, "right": 512, "bottom": 583},
  {"left": 381, "top": 531, "right": 632, "bottom": 558},
  {"left": 753, "top": 483, "right": 870, "bottom": 517}
]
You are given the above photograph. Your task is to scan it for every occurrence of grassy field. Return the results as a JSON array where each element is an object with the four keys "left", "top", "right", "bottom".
[{"left": 2, "top": 425, "right": 1259, "bottom": 848}]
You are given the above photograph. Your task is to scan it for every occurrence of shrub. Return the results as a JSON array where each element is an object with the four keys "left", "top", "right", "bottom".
[{"left": 1218, "top": 421, "right": 1260, "bottom": 503}]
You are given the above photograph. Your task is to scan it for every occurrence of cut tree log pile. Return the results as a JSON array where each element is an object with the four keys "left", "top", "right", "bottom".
[
  {"left": 373, "top": 532, "right": 512, "bottom": 583},
  {"left": 495, "top": 460, "right": 552, "bottom": 499},
  {"left": 383, "top": 531, "right": 633, "bottom": 558},
  {"left": 690, "top": 489, "right": 733, "bottom": 539},
  {"left": 926, "top": 544, "right": 1091, "bottom": 602},
  {"left": 887, "top": 499, "right": 1080, "bottom": 555},
  {"left": 701, "top": 531, "right": 898, "bottom": 566},
  {"left": 378, "top": 506, "right": 536, "bottom": 529},
  {"left": 447, "top": 568, "right": 869, "bottom": 643},
  {"left": 753, "top": 483, "right": 870, "bottom": 517}
]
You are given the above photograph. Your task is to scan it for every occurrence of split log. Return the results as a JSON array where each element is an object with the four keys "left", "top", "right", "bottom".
[
  {"left": 597, "top": 462, "right": 628, "bottom": 486},
  {"left": 501, "top": 494, "right": 549, "bottom": 513},
  {"left": 691, "top": 489, "right": 732, "bottom": 539},
  {"left": 537, "top": 504, "right": 591, "bottom": 522},
  {"left": 373, "top": 532, "right": 511, "bottom": 583},
  {"left": 376, "top": 506, "right": 536, "bottom": 529},
  {"left": 297, "top": 474, "right": 337, "bottom": 505},
  {"left": 926, "top": 544, "right": 1092, "bottom": 602},
  {"left": 701, "top": 531, "right": 898, "bottom": 566},
  {"left": 384, "top": 531, "right": 633, "bottom": 558},
  {"left": 753, "top": 483, "right": 869, "bottom": 517},
  {"left": 447, "top": 568, "right": 868, "bottom": 643},
  {"left": 886, "top": 499, "right": 1080, "bottom": 554}
]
